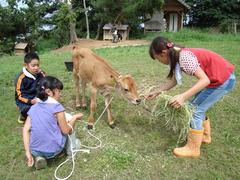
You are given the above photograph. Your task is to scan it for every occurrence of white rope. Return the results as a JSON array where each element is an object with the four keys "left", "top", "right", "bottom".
[
  {"left": 93, "top": 95, "right": 115, "bottom": 129},
  {"left": 54, "top": 124, "right": 90, "bottom": 180},
  {"left": 54, "top": 95, "right": 115, "bottom": 180},
  {"left": 82, "top": 95, "right": 115, "bottom": 149}
]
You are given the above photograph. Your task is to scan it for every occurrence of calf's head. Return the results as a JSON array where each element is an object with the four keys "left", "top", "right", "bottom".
[{"left": 113, "top": 75, "right": 141, "bottom": 105}]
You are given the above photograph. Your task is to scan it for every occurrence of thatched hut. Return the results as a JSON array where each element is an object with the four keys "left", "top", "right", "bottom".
[{"left": 144, "top": 0, "right": 190, "bottom": 32}]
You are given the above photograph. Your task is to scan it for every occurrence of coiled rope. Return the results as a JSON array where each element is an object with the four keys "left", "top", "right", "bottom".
[{"left": 54, "top": 95, "right": 115, "bottom": 180}]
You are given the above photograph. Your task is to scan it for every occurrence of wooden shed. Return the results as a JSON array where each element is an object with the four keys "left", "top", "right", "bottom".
[
  {"left": 14, "top": 43, "right": 30, "bottom": 56},
  {"left": 103, "top": 24, "right": 130, "bottom": 41},
  {"left": 144, "top": 0, "right": 190, "bottom": 32}
]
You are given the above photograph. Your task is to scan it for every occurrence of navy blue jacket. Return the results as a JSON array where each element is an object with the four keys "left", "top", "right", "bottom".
[{"left": 14, "top": 67, "right": 46, "bottom": 105}]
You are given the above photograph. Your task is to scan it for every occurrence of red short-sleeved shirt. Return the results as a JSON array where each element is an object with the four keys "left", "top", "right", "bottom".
[{"left": 179, "top": 48, "right": 235, "bottom": 88}]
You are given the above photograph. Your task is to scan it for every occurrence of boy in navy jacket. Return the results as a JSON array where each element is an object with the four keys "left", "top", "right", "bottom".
[{"left": 14, "top": 52, "right": 46, "bottom": 123}]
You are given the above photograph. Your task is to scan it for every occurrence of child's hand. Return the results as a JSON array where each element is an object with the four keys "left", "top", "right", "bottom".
[
  {"left": 73, "top": 113, "right": 84, "bottom": 120},
  {"left": 26, "top": 152, "right": 34, "bottom": 167},
  {"left": 145, "top": 91, "right": 160, "bottom": 100},
  {"left": 169, "top": 94, "right": 185, "bottom": 108},
  {"left": 31, "top": 98, "right": 37, "bottom": 104}
]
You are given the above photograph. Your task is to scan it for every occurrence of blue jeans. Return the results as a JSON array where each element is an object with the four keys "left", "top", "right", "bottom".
[
  {"left": 31, "top": 135, "right": 67, "bottom": 159},
  {"left": 188, "top": 72, "right": 236, "bottom": 130}
]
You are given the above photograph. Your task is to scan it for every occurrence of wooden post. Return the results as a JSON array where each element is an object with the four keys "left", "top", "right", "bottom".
[{"left": 233, "top": 21, "right": 237, "bottom": 35}]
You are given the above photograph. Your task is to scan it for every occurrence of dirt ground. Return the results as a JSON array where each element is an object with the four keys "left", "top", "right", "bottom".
[{"left": 51, "top": 39, "right": 150, "bottom": 53}]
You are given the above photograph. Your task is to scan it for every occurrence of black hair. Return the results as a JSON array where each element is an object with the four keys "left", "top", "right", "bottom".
[
  {"left": 149, "top": 36, "right": 184, "bottom": 79},
  {"left": 24, "top": 52, "right": 40, "bottom": 64},
  {"left": 37, "top": 76, "right": 63, "bottom": 101}
]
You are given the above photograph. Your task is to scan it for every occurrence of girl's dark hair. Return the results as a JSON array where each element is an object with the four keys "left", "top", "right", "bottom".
[
  {"left": 24, "top": 52, "right": 40, "bottom": 64},
  {"left": 149, "top": 36, "right": 184, "bottom": 79},
  {"left": 37, "top": 76, "right": 63, "bottom": 101}
]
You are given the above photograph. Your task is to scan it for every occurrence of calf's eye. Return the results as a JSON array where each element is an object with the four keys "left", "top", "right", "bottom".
[{"left": 124, "top": 88, "right": 129, "bottom": 92}]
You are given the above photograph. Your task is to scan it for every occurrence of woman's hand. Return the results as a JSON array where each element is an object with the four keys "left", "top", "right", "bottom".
[{"left": 169, "top": 94, "right": 185, "bottom": 108}]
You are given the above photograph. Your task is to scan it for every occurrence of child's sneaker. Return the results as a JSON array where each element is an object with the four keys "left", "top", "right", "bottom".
[
  {"left": 18, "top": 115, "right": 26, "bottom": 124},
  {"left": 35, "top": 156, "right": 47, "bottom": 170}
]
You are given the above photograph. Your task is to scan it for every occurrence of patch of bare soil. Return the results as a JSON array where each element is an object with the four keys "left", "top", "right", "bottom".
[{"left": 51, "top": 39, "right": 150, "bottom": 53}]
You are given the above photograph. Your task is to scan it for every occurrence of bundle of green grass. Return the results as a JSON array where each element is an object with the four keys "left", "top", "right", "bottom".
[{"left": 139, "top": 86, "right": 195, "bottom": 143}]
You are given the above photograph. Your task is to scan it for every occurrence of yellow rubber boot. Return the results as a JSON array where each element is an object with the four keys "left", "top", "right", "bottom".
[
  {"left": 173, "top": 128, "right": 203, "bottom": 158},
  {"left": 202, "top": 117, "right": 211, "bottom": 144}
]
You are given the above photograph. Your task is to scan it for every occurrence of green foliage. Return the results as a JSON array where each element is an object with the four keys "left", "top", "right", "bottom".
[
  {"left": 0, "top": 37, "right": 15, "bottom": 55},
  {"left": 0, "top": 6, "right": 17, "bottom": 39},
  {"left": 0, "top": 0, "right": 62, "bottom": 54},
  {"left": 219, "top": 19, "right": 240, "bottom": 34},
  {"left": 87, "top": 0, "right": 164, "bottom": 40},
  {"left": 185, "top": 0, "right": 240, "bottom": 28},
  {"left": 144, "top": 28, "right": 240, "bottom": 43},
  {"left": 49, "top": 3, "right": 71, "bottom": 47},
  {"left": 90, "top": 0, "right": 163, "bottom": 25},
  {"left": 35, "top": 36, "right": 59, "bottom": 53},
  {"left": 0, "top": 5, "right": 26, "bottom": 54}
]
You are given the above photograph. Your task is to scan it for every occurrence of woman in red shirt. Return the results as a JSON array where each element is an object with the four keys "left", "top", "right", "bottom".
[{"left": 146, "top": 36, "right": 236, "bottom": 158}]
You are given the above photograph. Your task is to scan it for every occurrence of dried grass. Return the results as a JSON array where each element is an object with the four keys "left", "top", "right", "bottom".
[{"left": 139, "top": 86, "right": 195, "bottom": 143}]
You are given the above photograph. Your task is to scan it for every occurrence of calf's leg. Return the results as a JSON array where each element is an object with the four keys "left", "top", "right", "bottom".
[
  {"left": 104, "top": 94, "right": 115, "bottom": 129},
  {"left": 74, "top": 71, "right": 81, "bottom": 110},
  {"left": 81, "top": 81, "right": 87, "bottom": 110},
  {"left": 87, "top": 86, "right": 97, "bottom": 129}
]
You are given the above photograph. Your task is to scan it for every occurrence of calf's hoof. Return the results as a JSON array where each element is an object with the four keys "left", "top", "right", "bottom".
[
  {"left": 109, "top": 123, "right": 116, "bottom": 129},
  {"left": 87, "top": 125, "right": 93, "bottom": 130},
  {"left": 76, "top": 106, "right": 81, "bottom": 110},
  {"left": 82, "top": 106, "right": 87, "bottom": 110}
]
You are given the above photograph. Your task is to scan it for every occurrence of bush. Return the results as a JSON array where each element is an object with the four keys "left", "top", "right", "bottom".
[
  {"left": 219, "top": 19, "right": 240, "bottom": 34},
  {"left": 144, "top": 28, "right": 240, "bottom": 43},
  {"left": 35, "top": 36, "right": 59, "bottom": 53},
  {"left": 0, "top": 38, "right": 15, "bottom": 55},
  {"left": 35, "top": 28, "right": 70, "bottom": 53}
]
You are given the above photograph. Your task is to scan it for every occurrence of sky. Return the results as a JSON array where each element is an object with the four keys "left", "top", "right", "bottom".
[
  {"left": 0, "top": 0, "right": 8, "bottom": 7},
  {"left": 0, "top": 0, "right": 27, "bottom": 8}
]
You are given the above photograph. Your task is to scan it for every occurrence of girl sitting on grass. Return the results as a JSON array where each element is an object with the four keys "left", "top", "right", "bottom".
[
  {"left": 145, "top": 36, "right": 236, "bottom": 158},
  {"left": 23, "top": 76, "right": 84, "bottom": 170}
]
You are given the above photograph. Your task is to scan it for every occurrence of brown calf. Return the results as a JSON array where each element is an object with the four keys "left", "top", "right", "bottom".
[{"left": 72, "top": 46, "right": 141, "bottom": 129}]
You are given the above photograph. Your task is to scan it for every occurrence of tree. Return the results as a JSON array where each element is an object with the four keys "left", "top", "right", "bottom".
[
  {"left": 90, "top": 0, "right": 164, "bottom": 39},
  {"left": 0, "top": 0, "right": 62, "bottom": 53},
  {"left": 1, "top": 0, "right": 165, "bottom": 53},
  {"left": 185, "top": 0, "right": 240, "bottom": 28},
  {"left": 67, "top": 0, "right": 78, "bottom": 43},
  {"left": 83, "top": 0, "right": 90, "bottom": 39},
  {"left": 0, "top": 6, "right": 20, "bottom": 39}
]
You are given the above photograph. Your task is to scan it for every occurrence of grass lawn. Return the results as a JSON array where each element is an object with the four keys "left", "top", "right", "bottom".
[{"left": 0, "top": 30, "right": 240, "bottom": 179}]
